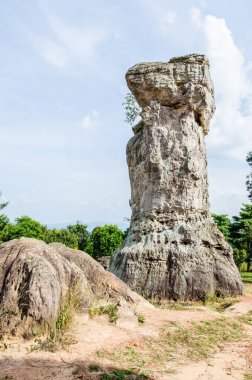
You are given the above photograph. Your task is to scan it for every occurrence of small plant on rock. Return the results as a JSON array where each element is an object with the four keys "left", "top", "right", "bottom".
[
  {"left": 89, "top": 303, "right": 119, "bottom": 323},
  {"left": 137, "top": 314, "right": 145, "bottom": 324}
]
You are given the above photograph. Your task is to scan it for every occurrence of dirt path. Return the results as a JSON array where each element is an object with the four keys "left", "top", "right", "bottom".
[
  {"left": 0, "top": 294, "right": 251, "bottom": 380},
  {"left": 163, "top": 339, "right": 252, "bottom": 380}
]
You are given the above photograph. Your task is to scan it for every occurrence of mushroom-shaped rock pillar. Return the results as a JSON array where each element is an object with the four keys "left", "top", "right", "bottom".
[{"left": 109, "top": 54, "right": 243, "bottom": 300}]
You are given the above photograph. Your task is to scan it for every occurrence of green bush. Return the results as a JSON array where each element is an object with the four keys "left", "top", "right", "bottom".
[
  {"left": 0, "top": 216, "right": 45, "bottom": 242},
  {"left": 67, "top": 221, "right": 89, "bottom": 251},
  {"left": 43, "top": 228, "right": 79, "bottom": 249},
  {"left": 86, "top": 224, "right": 123, "bottom": 259}
]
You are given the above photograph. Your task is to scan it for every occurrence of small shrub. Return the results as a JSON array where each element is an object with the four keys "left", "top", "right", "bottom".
[
  {"left": 100, "top": 369, "right": 149, "bottom": 380},
  {"left": 137, "top": 314, "right": 145, "bottom": 324},
  {"left": 113, "top": 370, "right": 133, "bottom": 380},
  {"left": 102, "top": 374, "right": 111, "bottom": 380},
  {"left": 88, "top": 363, "right": 101, "bottom": 372},
  {"left": 89, "top": 303, "right": 119, "bottom": 323}
]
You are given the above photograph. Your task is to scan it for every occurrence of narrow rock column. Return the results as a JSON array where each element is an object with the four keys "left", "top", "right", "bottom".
[{"left": 110, "top": 54, "right": 243, "bottom": 300}]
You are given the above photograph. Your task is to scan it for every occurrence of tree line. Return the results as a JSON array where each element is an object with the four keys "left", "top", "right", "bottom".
[
  {"left": 0, "top": 201, "right": 251, "bottom": 271},
  {"left": 0, "top": 198, "right": 124, "bottom": 260},
  {"left": 0, "top": 151, "right": 251, "bottom": 269},
  {"left": 212, "top": 204, "right": 252, "bottom": 271}
]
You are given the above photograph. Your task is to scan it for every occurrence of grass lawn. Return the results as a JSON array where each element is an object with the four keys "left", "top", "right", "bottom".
[{"left": 241, "top": 272, "right": 252, "bottom": 284}]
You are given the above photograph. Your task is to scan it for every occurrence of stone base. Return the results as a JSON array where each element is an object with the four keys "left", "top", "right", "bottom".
[{"left": 110, "top": 218, "right": 243, "bottom": 300}]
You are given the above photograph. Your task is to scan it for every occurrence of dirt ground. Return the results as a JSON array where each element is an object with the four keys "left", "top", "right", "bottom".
[{"left": 0, "top": 289, "right": 252, "bottom": 380}]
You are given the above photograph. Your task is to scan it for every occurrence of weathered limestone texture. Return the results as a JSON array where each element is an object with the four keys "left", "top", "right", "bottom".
[
  {"left": 0, "top": 238, "right": 151, "bottom": 338},
  {"left": 110, "top": 54, "right": 243, "bottom": 300}
]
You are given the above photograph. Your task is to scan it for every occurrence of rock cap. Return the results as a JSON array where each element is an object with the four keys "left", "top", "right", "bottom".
[{"left": 126, "top": 53, "right": 215, "bottom": 134}]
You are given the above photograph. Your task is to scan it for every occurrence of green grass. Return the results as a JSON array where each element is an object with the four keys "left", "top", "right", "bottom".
[
  {"left": 72, "top": 362, "right": 151, "bottom": 379},
  {"left": 89, "top": 303, "right": 119, "bottom": 323},
  {"left": 241, "top": 272, "right": 252, "bottom": 284},
  {"left": 88, "top": 363, "right": 101, "bottom": 372},
  {"left": 101, "top": 370, "right": 149, "bottom": 380}
]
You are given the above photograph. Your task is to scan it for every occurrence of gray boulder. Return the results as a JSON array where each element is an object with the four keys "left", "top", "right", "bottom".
[{"left": 0, "top": 238, "right": 149, "bottom": 338}]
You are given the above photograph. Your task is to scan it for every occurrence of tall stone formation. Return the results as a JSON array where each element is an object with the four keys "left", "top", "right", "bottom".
[{"left": 110, "top": 54, "right": 243, "bottom": 300}]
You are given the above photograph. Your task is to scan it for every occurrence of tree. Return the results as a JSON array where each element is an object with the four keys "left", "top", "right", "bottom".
[
  {"left": 246, "top": 151, "right": 252, "bottom": 201},
  {"left": 212, "top": 211, "right": 252, "bottom": 270},
  {"left": 86, "top": 224, "right": 123, "bottom": 260},
  {"left": 123, "top": 227, "right": 129, "bottom": 240},
  {"left": 0, "top": 191, "right": 8, "bottom": 211},
  {"left": 231, "top": 204, "right": 252, "bottom": 271},
  {"left": 0, "top": 214, "right": 85, "bottom": 250},
  {"left": 212, "top": 214, "right": 232, "bottom": 241},
  {"left": 0, "top": 215, "right": 10, "bottom": 244},
  {"left": 67, "top": 221, "right": 89, "bottom": 251},
  {"left": 0, "top": 191, "right": 9, "bottom": 234},
  {"left": 0, "top": 214, "right": 10, "bottom": 231},
  {"left": 0, "top": 216, "right": 45, "bottom": 242},
  {"left": 43, "top": 228, "right": 78, "bottom": 249},
  {"left": 0, "top": 191, "right": 9, "bottom": 243},
  {"left": 233, "top": 248, "right": 247, "bottom": 271},
  {"left": 123, "top": 92, "right": 141, "bottom": 125}
]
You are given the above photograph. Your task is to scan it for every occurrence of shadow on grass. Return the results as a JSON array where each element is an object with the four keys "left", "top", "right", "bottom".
[{"left": 0, "top": 356, "right": 153, "bottom": 380}]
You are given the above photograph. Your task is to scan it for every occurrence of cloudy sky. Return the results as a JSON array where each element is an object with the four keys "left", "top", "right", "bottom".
[{"left": 0, "top": 0, "right": 251, "bottom": 226}]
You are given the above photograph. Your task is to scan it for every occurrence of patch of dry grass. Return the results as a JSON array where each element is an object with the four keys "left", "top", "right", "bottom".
[
  {"left": 98, "top": 317, "right": 245, "bottom": 374},
  {"left": 204, "top": 294, "right": 239, "bottom": 312},
  {"left": 244, "top": 372, "right": 252, "bottom": 380},
  {"left": 150, "top": 294, "right": 240, "bottom": 313},
  {"left": 32, "top": 279, "right": 84, "bottom": 352},
  {"left": 244, "top": 284, "right": 252, "bottom": 295},
  {"left": 150, "top": 299, "right": 203, "bottom": 311},
  {"left": 238, "top": 310, "right": 252, "bottom": 325}
]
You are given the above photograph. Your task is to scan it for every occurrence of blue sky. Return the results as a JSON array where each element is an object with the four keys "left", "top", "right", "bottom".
[{"left": 0, "top": 0, "right": 252, "bottom": 225}]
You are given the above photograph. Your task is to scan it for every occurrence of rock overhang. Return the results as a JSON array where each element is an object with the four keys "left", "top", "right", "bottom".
[{"left": 126, "top": 53, "right": 216, "bottom": 134}]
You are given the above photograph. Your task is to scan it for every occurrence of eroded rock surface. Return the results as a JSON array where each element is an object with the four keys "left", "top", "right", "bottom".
[
  {"left": 110, "top": 54, "right": 243, "bottom": 300},
  {"left": 0, "top": 238, "right": 150, "bottom": 338}
]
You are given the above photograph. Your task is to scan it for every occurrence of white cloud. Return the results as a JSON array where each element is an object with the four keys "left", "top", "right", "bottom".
[
  {"left": 34, "top": 35, "right": 69, "bottom": 68},
  {"left": 47, "top": 15, "right": 107, "bottom": 62},
  {"left": 33, "top": 13, "right": 111, "bottom": 69},
  {"left": 160, "top": 10, "right": 176, "bottom": 34},
  {"left": 189, "top": 8, "right": 252, "bottom": 160},
  {"left": 80, "top": 110, "right": 99, "bottom": 130},
  {"left": 189, "top": 7, "right": 203, "bottom": 29}
]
